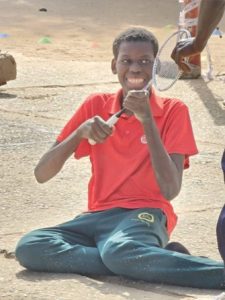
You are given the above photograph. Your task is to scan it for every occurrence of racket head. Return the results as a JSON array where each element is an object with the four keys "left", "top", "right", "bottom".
[{"left": 152, "top": 29, "right": 191, "bottom": 91}]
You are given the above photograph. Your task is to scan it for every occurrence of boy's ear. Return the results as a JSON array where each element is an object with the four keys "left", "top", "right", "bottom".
[{"left": 111, "top": 58, "right": 117, "bottom": 74}]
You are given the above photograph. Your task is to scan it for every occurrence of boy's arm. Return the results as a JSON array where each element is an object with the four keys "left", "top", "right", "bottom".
[
  {"left": 34, "top": 126, "right": 84, "bottom": 183},
  {"left": 124, "top": 91, "right": 184, "bottom": 201},
  {"left": 34, "top": 117, "right": 113, "bottom": 183},
  {"left": 141, "top": 118, "right": 184, "bottom": 200},
  {"left": 140, "top": 112, "right": 184, "bottom": 200}
]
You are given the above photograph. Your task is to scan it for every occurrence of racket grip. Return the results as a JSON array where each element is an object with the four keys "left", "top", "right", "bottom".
[
  {"left": 88, "top": 114, "right": 120, "bottom": 145},
  {"left": 88, "top": 138, "right": 96, "bottom": 145}
]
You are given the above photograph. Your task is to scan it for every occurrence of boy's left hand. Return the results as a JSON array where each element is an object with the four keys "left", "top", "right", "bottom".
[{"left": 123, "top": 90, "right": 151, "bottom": 122}]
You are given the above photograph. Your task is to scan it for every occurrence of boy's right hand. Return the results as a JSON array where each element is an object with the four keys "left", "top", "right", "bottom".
[{"left": 80, "top": 116, "right": 114, "bottom": 144}]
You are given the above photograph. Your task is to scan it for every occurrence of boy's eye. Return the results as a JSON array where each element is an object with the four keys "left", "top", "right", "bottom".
[
  {"left": 139, "top": 59, "right": 153, "bottom": 65},
  {"left": 120, "top": 59, "right": 130, "bottom": 65},
  {"left": 119, "top": 59, "right": 154, "bottom": 66}
]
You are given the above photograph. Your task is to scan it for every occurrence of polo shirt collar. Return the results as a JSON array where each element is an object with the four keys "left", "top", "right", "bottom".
[{"left": 105, "top": 88, "right": 164, "bottom": 117}]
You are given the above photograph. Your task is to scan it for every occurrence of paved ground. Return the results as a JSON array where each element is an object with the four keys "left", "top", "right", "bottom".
[{"left": 1, "top": 1, "right": 225, "bottom": 299}]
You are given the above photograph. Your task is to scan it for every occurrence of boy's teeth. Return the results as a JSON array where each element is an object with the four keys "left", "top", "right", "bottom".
[
  {"left": 128, "top": 79, "right": 143, "bottom": 83},
  {"left": 127, "top": 79, "right": 144, "bottom": 87}
]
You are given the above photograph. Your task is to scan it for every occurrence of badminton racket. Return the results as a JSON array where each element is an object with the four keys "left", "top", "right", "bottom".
[{"left": 89, "top": 29, "right": 191, "bottom": 145}]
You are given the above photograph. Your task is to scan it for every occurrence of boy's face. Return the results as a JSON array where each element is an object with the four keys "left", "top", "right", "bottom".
[{"left": 111, "top": 41, "right": 155, "bottom": 97}]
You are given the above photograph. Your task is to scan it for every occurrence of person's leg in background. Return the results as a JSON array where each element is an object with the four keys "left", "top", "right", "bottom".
[
  {"left": 216, "top": 149, "right": 225, "bottom": 263},
  {"left": 222, "top": 149, "right": 225, "bottom": 184}
]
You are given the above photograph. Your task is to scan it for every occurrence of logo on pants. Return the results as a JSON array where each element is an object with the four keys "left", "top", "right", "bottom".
[{"left": 138, "top": 212, "right": 154, "bottom": 224}]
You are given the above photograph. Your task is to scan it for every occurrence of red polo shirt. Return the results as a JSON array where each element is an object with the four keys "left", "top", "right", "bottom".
[{"left": 57, "top": 89, "right": 198, "bottom": 234}]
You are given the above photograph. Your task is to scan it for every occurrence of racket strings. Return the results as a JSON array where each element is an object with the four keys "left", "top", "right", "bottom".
[{"left": 152, "top": 29, "right": 190, "bottom": 91}]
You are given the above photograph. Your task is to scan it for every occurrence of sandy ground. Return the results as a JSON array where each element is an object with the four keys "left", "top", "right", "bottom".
[{"left": 1, "top": 0, "right": 225, "bottom": 299}]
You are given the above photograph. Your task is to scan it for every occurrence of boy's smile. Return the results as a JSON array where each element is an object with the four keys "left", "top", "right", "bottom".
[{"left": 111, "top": 41, "right": 155, "bottom": 97}]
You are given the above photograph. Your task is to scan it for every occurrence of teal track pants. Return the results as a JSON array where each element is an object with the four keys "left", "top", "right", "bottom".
[{"left": 15, "top": 208, "right": 225, "bottom": 289}]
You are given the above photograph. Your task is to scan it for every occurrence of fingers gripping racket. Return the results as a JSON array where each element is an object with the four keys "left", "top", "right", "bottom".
[
  {"left": 88, "top": 109, "right": 126, "bottom": 145},
  {"left": 89, "top": 29, "right": 191, "bottom": 145}
]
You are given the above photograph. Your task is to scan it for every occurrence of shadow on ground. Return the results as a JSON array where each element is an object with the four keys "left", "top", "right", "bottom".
[{"left": 16, "top": 269, "right": 221, "bottom": 299}]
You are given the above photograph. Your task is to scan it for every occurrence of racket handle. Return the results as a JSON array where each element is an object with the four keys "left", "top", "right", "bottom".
[
  {"left": 88, "top": 138, "right": 96, "bottom": 145},
  {"left": 107, "top": 113, "right": 120, "bottom": 126}
]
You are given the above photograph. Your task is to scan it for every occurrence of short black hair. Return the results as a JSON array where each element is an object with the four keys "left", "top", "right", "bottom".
[{"left": 112, "top": 27, "right": 159, "bottom": 58}]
